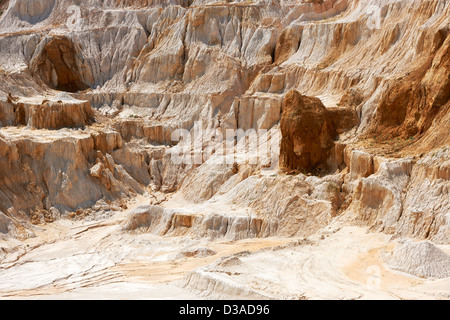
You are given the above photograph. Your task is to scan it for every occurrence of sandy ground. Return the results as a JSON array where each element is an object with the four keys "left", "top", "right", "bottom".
[
  {"left": 0, "top": 194, "right": 449, "bottom": 300},
  {"left": 0, "top": 195, "right": 288, "bottom": 299}
]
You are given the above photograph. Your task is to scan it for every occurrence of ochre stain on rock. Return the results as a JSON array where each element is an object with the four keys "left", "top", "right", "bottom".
[
  {"left": 280, "top": 90, "right": 336, "bottom": 173},
  {"left": 30, "top": 36, "right": 88, "bottom": 93}
]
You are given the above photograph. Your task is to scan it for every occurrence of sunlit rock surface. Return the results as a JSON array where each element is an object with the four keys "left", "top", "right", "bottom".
[{"left": 0, "top": 0, "right": 449, "bottom": 300}]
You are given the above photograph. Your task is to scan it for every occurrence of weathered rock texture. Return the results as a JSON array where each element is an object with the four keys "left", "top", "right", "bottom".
[
  {"left": 385, "top": 240, "right": 450, "bottom": 279},
  {"left": 2, "top": 94, "right": 94, "bottom": 129},
  {"left": 0, "top": 0, "right": 447, "bottom": 237},
  {"left": 30, "top": 36, "right": 89, "bottom": 93},
  {"left": 0, "top": 0, "right": 449, "bottom": 300},
  {"left": 280, "top": 90, "right": 336, "bottom": 173}
]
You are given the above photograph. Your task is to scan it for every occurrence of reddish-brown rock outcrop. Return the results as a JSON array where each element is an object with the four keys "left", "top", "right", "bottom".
[
  {"left": 280, "top": 90, "right": 336, "bottom": 173},
  {"left": 30, "top": 36, "right": 88, "bottom": 93}
]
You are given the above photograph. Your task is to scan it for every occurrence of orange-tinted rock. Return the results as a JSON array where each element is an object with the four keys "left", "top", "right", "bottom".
[
  {"left": 30, "top": 36, "right": 88, "bottom": 93},
  {"left": 366, "top": 28, "right": 450, "bottom": 141},
  {"left": 280, "top": 90, "right": 336, "bottom": 173},
  {"left": 328, "top": 106, "right": 359, "bottom": 134},
  {"left": 274, "top": 25, "right": 302, "bottom": 64},
  {"left": 6, "top": 97, "right": 95, "bottom": 130}
]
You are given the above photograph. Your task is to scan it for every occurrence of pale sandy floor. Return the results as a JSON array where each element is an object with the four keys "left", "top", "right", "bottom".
[{"left": 0, "top": 194, "right": 448, "bottom": 300}]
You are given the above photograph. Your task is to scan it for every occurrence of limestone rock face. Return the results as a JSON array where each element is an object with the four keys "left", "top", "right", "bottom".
[
  {"left": 121, "top": 204, "right": 266, "bottom": 240},
  {"left": 0, "top": 210, "right": 35, "bottom": 240},
  {"left": 365, "top": 27, "right": 450, "bottom": 141},
  {"left": 3, "top": 95, "right": 95, "bottom": 129},
  {"left": 280, "top": 90, "right": 336, "bottom": 172},
  {"left": 0, "top": 127, "right": 145, "bottom": 226},
  {"left": 0, "top": 0, "right": 449, "bottom": 300},
  {"left": 121, "top": 205, "right": 166, "bottom": 233},
  {"left": 30, "top": 36, "right": 89, "bottom": 92}
]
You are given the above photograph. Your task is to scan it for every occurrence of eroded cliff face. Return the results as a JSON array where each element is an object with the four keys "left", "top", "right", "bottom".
[
  {"left": 0, "top": 0, "right": 449, "bottom": 299},
  {"left": 280, "top": 90, "right": 336, "bottom": 173}
]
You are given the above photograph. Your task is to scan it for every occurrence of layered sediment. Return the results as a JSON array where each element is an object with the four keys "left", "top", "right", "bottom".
[{"left": 0, "top": 0, "right": 448, "bottom": 299}]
